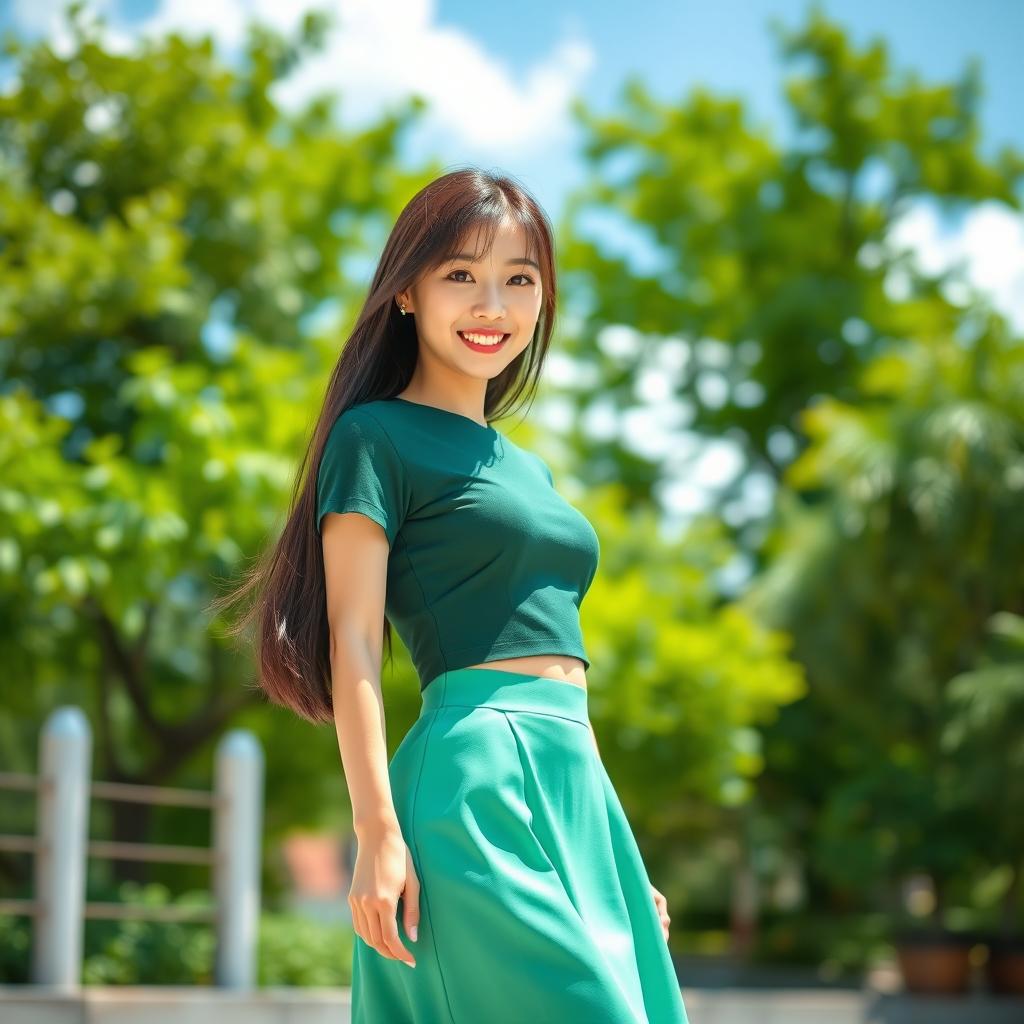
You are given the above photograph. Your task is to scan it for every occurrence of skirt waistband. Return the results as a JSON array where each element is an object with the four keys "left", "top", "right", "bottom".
[{"left": 421, "top": 666, "right": 590, "bottom": 726}]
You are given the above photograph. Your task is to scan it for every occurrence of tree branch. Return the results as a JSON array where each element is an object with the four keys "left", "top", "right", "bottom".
[{"left": 85, "top": 595, "right": 168, "bottom": 742}]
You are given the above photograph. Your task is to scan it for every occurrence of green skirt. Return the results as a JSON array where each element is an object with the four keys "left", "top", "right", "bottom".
[{"left": 350, "top": 666, "right": 690, "bottom": 1023}]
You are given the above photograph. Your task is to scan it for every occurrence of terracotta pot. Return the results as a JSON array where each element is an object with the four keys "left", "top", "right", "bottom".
[
  {"left": 984, "top": 934, "right": 1024, "bottom": 996},
  {"left": 893, "top": 928, "right": 973, "bottom": 995}
]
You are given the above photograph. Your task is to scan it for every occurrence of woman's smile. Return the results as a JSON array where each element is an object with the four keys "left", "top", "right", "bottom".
[{"left": 457, "top": 328, "right": 510, "bottom": 352}]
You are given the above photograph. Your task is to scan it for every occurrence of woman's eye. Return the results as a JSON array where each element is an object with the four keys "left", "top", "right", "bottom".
[{"left": 447, "top": 269, "right": 534, "bottom": 285}]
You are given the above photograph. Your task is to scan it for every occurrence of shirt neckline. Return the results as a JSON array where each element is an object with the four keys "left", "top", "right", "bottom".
[{"left": 390, "top": 396, "right": 497, "bottom": 433}]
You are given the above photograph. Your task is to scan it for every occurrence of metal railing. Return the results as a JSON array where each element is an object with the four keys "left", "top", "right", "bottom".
[{"left": 0, "top": 705, "right": 264, "bottom": 991}]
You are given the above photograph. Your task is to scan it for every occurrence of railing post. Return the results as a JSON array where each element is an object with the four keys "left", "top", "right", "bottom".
[
  {"left": 31, "top": 706, "right": 92, "bottom": 989},
  {"left": 213, "top": 728, "right": 264, "bottom": 989}
]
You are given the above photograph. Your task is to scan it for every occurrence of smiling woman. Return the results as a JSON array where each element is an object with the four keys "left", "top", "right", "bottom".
[
  {"left": 217, "top": 166, "right": 689, "bottom": 1023},
  {"left": 397, "top": 229, "right": 543, "bottom": 382}
]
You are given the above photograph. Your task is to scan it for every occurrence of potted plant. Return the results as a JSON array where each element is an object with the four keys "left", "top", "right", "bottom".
[
  {"left": 881, "top": 794, "right": 978, "bottom": 995},
  {"left": 891, "top": 920, "right": 974, "bottom": 996}
]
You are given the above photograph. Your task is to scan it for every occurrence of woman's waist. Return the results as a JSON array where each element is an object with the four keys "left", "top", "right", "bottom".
[
  {"left": 420, "top": 661, "right": 590, "bottom": 724},
  {"left": 462, "top": 653, "right": 587, "bottom": 690}
]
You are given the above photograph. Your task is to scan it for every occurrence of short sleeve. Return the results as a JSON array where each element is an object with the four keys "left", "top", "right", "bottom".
[{"left": 315, "top": 408, "right": 410, "bottom": 546}]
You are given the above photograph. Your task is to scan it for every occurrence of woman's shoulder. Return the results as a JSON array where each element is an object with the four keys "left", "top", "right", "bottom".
[
  {"left": 329, "top": 398, "right": 402, "bottom": 434},
  {"left": 323, "top": 400, "right": 411, "bottom": 469}
]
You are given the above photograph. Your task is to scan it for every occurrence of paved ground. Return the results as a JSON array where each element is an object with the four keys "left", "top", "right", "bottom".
[
  {"left": 3, "top": 984, "right": 1024, "bottom": 1023},
  {"left": 681, "top": 988, "right": 1024, "bottom": 1023}
]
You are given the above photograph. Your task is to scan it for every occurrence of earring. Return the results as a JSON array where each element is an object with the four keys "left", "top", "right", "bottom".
[{"left": 399, "top": 302, "right": 408, "bottom": 316}]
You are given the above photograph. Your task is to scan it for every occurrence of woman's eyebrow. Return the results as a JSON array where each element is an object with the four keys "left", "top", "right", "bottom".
[{"left": 446, "top": 253, "right": 540, "bottom": 272}]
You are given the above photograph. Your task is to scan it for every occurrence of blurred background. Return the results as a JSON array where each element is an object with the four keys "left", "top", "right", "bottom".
[{"left": 1, "top": 0, "right": 1022, "bottom": 1015}]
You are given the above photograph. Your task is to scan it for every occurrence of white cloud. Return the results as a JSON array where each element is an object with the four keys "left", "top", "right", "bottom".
[
  {"left": 887, "top": 198, "right": 1024, "bottom": 334},
  {"left": 10, "top": 0, "right": 136, "bottom": 55},
  {"left": 264, "top": 1, "right": 593, "bottom": 151},
  {"left": 11, "top": 0, "right": 81, "bottom": 36},
  {"left": 135, "top": 0, "right": 315, "bottom": 52},
  {"left": 10, "top": 0, "right": 594, "bottom": 155}
]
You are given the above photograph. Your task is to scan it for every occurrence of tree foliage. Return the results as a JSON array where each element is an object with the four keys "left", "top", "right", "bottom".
[
  {"left": 560, "top": 6, "right": 1024, "bottom": 519},
  {"left": 0, "top": 8, "right": 443, "bottom": 871}
]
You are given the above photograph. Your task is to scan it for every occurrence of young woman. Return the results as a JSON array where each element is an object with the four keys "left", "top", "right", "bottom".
[{"left": 228, "top": 168, "right": 689, "bottom": 1022}]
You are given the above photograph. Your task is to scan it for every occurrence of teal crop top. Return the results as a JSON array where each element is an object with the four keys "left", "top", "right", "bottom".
[{"left": 315, "top": 397, "right": 601, "bottom": 691}]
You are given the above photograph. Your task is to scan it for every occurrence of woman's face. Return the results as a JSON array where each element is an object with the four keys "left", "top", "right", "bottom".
[{"left": 399, "top": 220, "right": 542, "bottom": 383}]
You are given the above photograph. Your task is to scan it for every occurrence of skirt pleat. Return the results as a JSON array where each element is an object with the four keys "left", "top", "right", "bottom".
[{"left": 350, "top": 666, "right": 690, "bottom": 1024}]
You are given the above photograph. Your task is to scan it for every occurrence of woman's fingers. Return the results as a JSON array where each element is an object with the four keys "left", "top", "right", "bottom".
[
  {"left": 361, "top": 894, "right": 386, "bottom": 954},
  {"left": 353, "top": 893, "right": 416, "bottom": 966},
  {"left": 403, "top": 853, "right": 421, "bottom": 943},
  {"left": 351, "top": 898, "right": 382, "bottom": 954},
  {"left": 349, "top": 898, "right": 366, "bottom": 946},
  {"left": 348, "top": 842, "right": 422, "bottom": 965},
  {"left": 379, "top": 909, "right": 416, "bottom": 967},
  {"left": 651, "top": 884, "right": 671, "bottom": 942}
]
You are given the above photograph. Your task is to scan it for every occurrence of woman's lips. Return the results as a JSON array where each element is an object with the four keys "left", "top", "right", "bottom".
[{"left": 457, "top": 330, "right": 510, "bottom": 353}]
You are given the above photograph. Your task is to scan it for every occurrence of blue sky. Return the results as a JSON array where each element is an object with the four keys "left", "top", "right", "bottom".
[{"left": 440, "top": 0, "right": 1022, "bottom": 152}]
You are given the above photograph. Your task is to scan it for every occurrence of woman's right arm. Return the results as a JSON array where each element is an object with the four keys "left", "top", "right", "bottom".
[{"left": 323, "top": 510, "right": 419, "bottom": 968}]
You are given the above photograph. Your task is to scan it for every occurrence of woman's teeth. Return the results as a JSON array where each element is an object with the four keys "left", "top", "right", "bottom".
[{"left": 459, "top": 331, "right": 507, "bottom": 347}]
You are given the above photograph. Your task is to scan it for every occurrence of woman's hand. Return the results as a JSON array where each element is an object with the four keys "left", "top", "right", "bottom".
[
  {"left": 651, "top": 883, "right": 671, "bottom": 943},
  {"left": 349, "top": 824, "right": 420, "bottom": 967}
]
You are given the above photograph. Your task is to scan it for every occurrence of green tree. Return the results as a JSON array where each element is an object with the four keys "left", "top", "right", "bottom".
[
  {"left": 559, "top": 5, "right": 1023, "bottom": 521},
  {"left": 943, "top": 611, "right": 1024, "bottom": 935},
  {"left": 0, "top": 5, "right": 441, "bottom": 890},
  {"left": 575, "top": 482, "right": 805, "bottom": 900},
  {"left": 555, "top": 3, "right": 1024, "bottom": 952},
  {"left": 747, "top": 319, "right": 1024, "bottom": 930}
]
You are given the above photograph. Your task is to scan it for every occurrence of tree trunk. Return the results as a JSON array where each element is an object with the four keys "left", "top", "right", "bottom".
[{"left": 108, "top": 791, "right": 154, "bottom": 885}]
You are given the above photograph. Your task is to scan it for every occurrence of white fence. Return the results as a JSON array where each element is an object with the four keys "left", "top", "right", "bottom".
[{"left": 0, "top": 705, "right": 264, "bottom": 991}]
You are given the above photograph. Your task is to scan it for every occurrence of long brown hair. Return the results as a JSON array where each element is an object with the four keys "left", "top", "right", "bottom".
[{"left": 209, "top": 167, "right": 559, "bottom": 724}]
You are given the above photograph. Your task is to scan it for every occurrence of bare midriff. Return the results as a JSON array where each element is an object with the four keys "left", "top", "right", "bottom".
[{"left": 463, "top": 654, "right": 588, "bottom": 691}]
